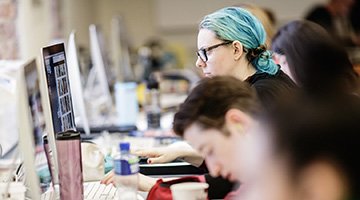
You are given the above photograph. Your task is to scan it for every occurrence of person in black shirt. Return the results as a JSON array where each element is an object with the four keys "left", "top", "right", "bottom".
[
  {"left": 272, "top": 20, "right": 359, "bottom": 97},
  {"left": 305, "top": 0, "right": 359, "bottom": 46}
]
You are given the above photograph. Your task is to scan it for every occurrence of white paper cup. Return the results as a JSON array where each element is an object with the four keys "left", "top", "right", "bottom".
[{"left": 170, "top": 182, "right": 209, "bottom": 200}]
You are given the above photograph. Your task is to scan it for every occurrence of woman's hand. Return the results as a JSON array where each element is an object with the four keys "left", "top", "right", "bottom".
[
  {"left": 132, "top": 147, "right": 182, "bottom": 164},
  {"left": 101, "top": 169, "right": 115, "bottom": 187},
  {"left": 132, "top": 143, "right": 204, "bottom": 167},
  {"left": 100, "top": 170, "right": 158, "bottom": 192}
]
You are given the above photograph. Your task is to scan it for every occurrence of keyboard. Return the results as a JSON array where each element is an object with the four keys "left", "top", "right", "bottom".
[
  {"left": 84, "top": 182, "right": 117, "bottom": 200},
  {"left": 83, "top": 182, "right": 146, "bottom": 200},
  {"left": 40, "top": 182, "right": 117, "bottom": 200}
]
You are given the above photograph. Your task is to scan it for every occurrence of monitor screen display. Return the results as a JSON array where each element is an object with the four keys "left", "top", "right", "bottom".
[{"left": 42, "top": 44, "right": 75, "bottom": 134}]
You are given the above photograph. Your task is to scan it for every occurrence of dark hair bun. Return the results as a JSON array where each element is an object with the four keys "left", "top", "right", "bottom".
[{"left": 246, "top": 44, "right": 266, "bottom": 63}]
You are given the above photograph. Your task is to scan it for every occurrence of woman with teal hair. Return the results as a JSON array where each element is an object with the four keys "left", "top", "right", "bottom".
[
  {"left": 102, "top": 7, "right": 297, "bottom": 200},
  {"left": 197, "top": 7, "right": 296, "bottom": 107}
]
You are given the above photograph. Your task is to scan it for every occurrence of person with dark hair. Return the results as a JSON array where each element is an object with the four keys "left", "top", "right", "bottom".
[
  {"left": 271, "top": 20, "right": 360, "bottom": 97},
  {"left": 101, "top": 76, "right": 261, "bottom": 199},
  {"left": 305, "top": 0, "right": 359, "bottom": 46},
  {"left": 173, "top": 76, "right": 261, "bottom": 199},
  {"left": 173, "top": 76, "right": 259, "bottom": 139},
  {"left": 247, "top": 97, "right": 360, "bottom": 200}
]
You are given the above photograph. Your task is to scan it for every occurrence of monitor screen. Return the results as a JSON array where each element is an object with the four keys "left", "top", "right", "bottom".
[
  {"left": 24, "top": 59, "right": 51, "bottom": 190},
  {"left": 67, "top": 31, "right": 90, "bottom": 135},
  {"left": 95, "top": 25, "right": 115, "bottom": 87},
  {"left": 89, "top": 24, "right": 113, "bottom": 111},
  {"left": 111, "top": 14, "right": 134, "bottom": 82},
  {"left": 25, "top": 60, "right": 46, "bottom": 149},
  {"left": 16, "top": 59, "right": 48, "bottom": 200},
  {"left": 42, "top": 44, "right": 76, "bottom": 135}
]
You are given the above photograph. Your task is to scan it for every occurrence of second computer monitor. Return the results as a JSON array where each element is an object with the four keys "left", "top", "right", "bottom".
[
  {"left": 17, "top": 59, "right": 47, "bottom": 200},
  {"left": 67, "top": 30, "right": 91, "bottom": 135}
]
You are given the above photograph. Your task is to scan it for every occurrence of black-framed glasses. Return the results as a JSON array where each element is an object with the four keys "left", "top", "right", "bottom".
[{"left": 196, "top": 41, "right": 233, "bottom": 62}]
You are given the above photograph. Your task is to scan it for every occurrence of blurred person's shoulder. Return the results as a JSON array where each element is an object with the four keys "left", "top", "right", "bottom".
[
  {"left": 305, "top": 5, "right": 330, "bottom": 19},
  {"left": 305, "top": 5, "right": 332, "bottom": 28}
]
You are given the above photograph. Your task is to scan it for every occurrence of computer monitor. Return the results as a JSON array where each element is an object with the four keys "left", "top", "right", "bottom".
[
  {"left": 39, "top": 43, "right": 76, "bottom": 187},
  {"left": 17, "top": 59, "right": 46, "bottom": 200},
  {"left": 111, "top": 14, "right": 135, "bottom": 82},
  {"left": 67, "top": 30, "right": 90, "bottom": 136},
  {"left": 65, "top": 33, "right": 138, "bottom": 136},
  {"left": 94, "top": 25, "right": 115, "bottom": 87},
  {"left": 41, "top": 43, "right": 76, "bottom": 134},
  {"left": 87, "top": 24, "right": 113, "bottom": 112}
]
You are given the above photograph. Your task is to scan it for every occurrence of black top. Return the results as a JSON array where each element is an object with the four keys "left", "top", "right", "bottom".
[
  {"left": 305, "top": 6, "right": 357, "bottom": 46},
  {"left": 306, "top": 6, "right": 333, "bottom": 32},
  {"left": 351, "top": 0, "right": 360, "bottom": 33},
  {"left": 245, "top": 70, "right": 297, "bottom": 109}
]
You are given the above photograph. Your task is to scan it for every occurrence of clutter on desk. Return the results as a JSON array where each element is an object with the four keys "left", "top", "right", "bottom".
[{"left": 81, "top": 142, "right": 105, "bottom": 182}]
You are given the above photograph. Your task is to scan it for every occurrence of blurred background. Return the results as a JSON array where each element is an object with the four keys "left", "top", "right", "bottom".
[{"left": 0, "top": 0, "right": 329, "bottom": 65}]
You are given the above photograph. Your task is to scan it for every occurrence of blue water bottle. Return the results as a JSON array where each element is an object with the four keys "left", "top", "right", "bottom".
[{"left": 113, "top": 142, "right": 139, "bottom": 200}]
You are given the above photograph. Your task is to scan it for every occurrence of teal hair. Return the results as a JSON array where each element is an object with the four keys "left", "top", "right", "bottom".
[{"left": 200, "top": 7, "right": 278, "bottom": 75}]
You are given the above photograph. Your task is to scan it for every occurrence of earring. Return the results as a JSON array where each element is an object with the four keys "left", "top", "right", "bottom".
[{"left": 237, "top": 124, "right": 243, "bottom": 132}]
